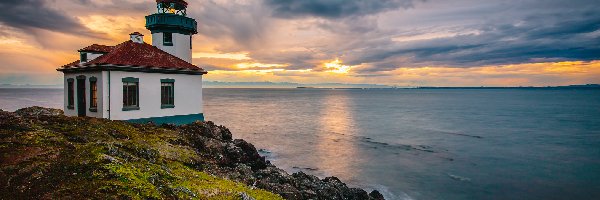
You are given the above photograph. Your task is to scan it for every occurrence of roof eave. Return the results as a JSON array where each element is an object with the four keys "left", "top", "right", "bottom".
[{"left": 57, "top": 64, "right": 207, "bottom": 75}]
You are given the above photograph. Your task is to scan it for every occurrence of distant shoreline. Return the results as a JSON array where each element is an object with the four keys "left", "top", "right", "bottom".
[
  {"left": 413, "top": 84, "right": 600, "bottom": 89},
  {"left": 1, "top": 84, "right": 598, "bottom": 90}
]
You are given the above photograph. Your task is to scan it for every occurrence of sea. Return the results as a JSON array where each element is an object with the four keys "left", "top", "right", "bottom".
[{"left": 1, "top": 88, "right": 599, "bottom": 200}]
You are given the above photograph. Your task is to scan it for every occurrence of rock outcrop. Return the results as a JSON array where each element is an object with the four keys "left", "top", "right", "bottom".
[
  {"left": 0, "top": 107, "right": 385, "bottom": 200},
  {"left": 14, "top": 106, "right": 63, "bottom": 117}
]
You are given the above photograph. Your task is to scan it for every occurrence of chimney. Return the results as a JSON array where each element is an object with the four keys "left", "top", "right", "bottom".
[{"left": 129, "top": 32, "right": 144, "bottom": 43}]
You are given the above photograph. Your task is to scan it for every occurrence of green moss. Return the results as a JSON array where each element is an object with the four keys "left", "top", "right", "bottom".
[
  {"left": 102, "top": 162, "right": 163, "bottom": 199},
  {"left": 96, "top": 159, "right": 282, "bottom": 200},
  {"left": 0, "top": 114, "right": 283, "bottom": 199}
]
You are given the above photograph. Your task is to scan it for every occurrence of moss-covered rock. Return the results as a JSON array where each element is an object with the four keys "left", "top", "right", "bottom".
[
  {"left": 0, "top": 108, "right": 281, "bottom": 200},
  {"left": 15, "top": 106, "right": 63, "bottom": 117},
  {"left": 0, "top": 107, "right": 385, "bottom": 200}
]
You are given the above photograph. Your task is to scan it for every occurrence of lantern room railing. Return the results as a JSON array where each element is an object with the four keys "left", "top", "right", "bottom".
[{"left": 145, "top": 13, "right": 198, "bottom": 34}]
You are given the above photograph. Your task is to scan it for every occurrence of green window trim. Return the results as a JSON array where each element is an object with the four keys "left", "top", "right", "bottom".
[
  {"left": 76, "top": 75, "right": 86, "bottom": 80},
  {"left": 161, "top": 80, "right": 175, "bottom": 108},
  {"left": 161, "top": 105, "right": 175, "bottom": 109},
  {"left": 122, "top": 77, "right": 140, "bottom": 111},
  {"left": 122, "top": 77, "right": 139, "bottom": 82},
  {"left": 89, "top": 77, "right": 98, "bottom": 112},
  {"left": 122, "top": 106, "right": 140, "bottom": 111},
  {"left": 67, "top": 78, "right": 74, "bottom": 109},
  {"left": 163, "top": 32, "right": 173, "bottom": 46}
]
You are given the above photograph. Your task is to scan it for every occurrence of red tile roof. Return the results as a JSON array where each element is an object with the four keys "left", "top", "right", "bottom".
[
  {"left": 59, "top": 40, "right": 206, "bottom": 74},
  {"left": 78, "top": 44, "right": 115, "bottom": 53}
]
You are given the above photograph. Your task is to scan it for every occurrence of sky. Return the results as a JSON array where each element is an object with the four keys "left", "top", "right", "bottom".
[{"left": 0, "top": 0, "right": 599, "bottom": 87}]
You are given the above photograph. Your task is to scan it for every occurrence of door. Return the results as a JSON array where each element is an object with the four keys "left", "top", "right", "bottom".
[{"left": 77, "top": 77, "right": 86, "bottom": 117}]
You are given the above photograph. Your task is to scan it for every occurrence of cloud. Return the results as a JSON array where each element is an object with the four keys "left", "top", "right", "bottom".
[
  {"left": 188, "top": 0, "right": 275, "bottom": 51},
  {"left": 188, "top": 0, "right": 600, "bottom": 77},
  {"left": 340, "top": 0, "right": 600, "bottom": 72},
  {"left": 2, "top": 0, "right": 600, "bottom": 86},
  {"left": 264, "top": 0, "right": 416, "bottom": 19},
  {"left": 0, "top": 0, "right": 92, "bottom": 35}
]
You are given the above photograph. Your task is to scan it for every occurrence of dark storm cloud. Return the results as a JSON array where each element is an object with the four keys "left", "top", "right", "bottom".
[
  {"left": 264, "top": 0, "right": 416, "bottom": 19},
  {"left": 74, "top": 0, "right": 152, "bottom": 15},
  {"left": 342, "top": 3, "right": 600, "bottom": 72},
  {"left": 0, "top": 0, "right": 91, "bottom": 35},
  {"left": 188, "top": 0, "right": 273, "bottom": 51}
]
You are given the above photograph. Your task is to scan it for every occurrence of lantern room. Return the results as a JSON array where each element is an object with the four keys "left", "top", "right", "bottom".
[
  {"left": 156, "top": 0, "right": 188, "bottom": 16},
  {"left": 146, "top": 0, "right": 197, "bottom": 63}
]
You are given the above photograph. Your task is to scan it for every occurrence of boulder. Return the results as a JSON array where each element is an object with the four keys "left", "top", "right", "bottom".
[
  {"left": 179, "top": 121, "right": 232, "bottom": 142},
  {"left": 15, "top": 106, "right": 63, "bottom": 117},
  {"left": 0, "top": 109, "right": 31, "bottom": 131},
  {"left": 232, "top": 139, "right": 267, "bottom": 170},
  {"left": 369, "top": 190, "right": 385, "bottom": 200},
  {"left": 348, "top": 188, "right": 370, "bottom": 200}
]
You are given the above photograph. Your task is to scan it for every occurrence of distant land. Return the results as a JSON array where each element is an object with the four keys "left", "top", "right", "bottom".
[
  {"left": 0, "top": 84, "right": 62, "bottom": 89},
  {"left": 1, "top": 82, "right": 598, "bottom": 89},
  {"left": 415, "top": 84, "right": 600, "bottom": 89},
  {"left": 202, "top": 81, "right": 395, "bottom": 88}
]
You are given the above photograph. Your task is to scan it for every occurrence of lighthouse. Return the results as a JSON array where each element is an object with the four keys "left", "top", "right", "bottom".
[
  {"left": 57, "top": 0, "right": 206, "bottom": 124},
  {"left": 145, "top": 0, "right": 198, "bottom": 62}
]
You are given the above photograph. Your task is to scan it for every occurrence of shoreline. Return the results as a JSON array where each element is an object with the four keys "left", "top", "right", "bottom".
[{"left": 0, "top": 106, "right": 385, "bottom": 199}]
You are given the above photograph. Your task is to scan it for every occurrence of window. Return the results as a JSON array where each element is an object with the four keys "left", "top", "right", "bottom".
[
  {"left": 122, "top": 77, "right": 139, "bottom": 111},
  {"left": 190, "top": 35, "right": 192, "bottom": 49},
  {"left": 161, "top": 79, "right": 175, "bottom": 108},
  {"left": 80, "top": 53, "right": 87, "bottom": 62},
  {"left": 89, "top": 77, "right": 98, "bottom": 112},
  {"left": 163, "top": 32, "right": 173, "bottom": 46},
  {"left": 67, "top": 79, "right": 74, "bottom": 109}
]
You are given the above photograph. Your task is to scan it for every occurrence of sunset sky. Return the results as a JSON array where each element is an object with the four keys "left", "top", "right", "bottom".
[{"left": 0, "top": 0, "right": 599, "bottom": 86}]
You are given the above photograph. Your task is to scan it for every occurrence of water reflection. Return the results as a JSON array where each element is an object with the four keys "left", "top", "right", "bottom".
[{"left": 315, "top": 91, "right": 361, "bottom": 180}]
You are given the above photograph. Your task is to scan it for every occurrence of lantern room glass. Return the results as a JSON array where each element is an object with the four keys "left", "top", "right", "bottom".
[{"left": 157, "top": 1, "right": 187, "bottom": 16}]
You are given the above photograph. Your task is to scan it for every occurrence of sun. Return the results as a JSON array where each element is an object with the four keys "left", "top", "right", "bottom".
[{"left": 324, "top": 59, "right": 353, "bottom": 74}]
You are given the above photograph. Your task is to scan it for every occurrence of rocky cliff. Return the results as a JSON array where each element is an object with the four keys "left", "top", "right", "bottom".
[{"left": 0, "top": 107, "right": 384, "bottom": 200}]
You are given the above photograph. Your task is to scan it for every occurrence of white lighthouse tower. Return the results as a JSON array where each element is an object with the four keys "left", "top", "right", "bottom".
[{"left": 145, "top": 0, "right": 197, "bottom": 62}]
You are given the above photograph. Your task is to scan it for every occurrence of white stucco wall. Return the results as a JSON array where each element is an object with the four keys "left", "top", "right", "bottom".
[
  {"left": 107, "top": 71, "right": 203, "bottom": 121},
  {"left": 151, "top": 32, "right": 192, "bottom": 63},
  {"left": 63, "top": 72, "right": 104, "bottom": 118}
]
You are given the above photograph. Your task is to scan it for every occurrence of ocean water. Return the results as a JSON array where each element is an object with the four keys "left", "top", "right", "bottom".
[{"left": 2, "top": 88, "right": 600, "bottom": 200}]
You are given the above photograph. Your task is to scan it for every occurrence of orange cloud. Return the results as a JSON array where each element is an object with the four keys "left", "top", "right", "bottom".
[
  {"left": 383, "top": 61, "right": 600, "bottom": 86},
  {"left": 323, "top": 59, "right": 354, "bottom": 74}
]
